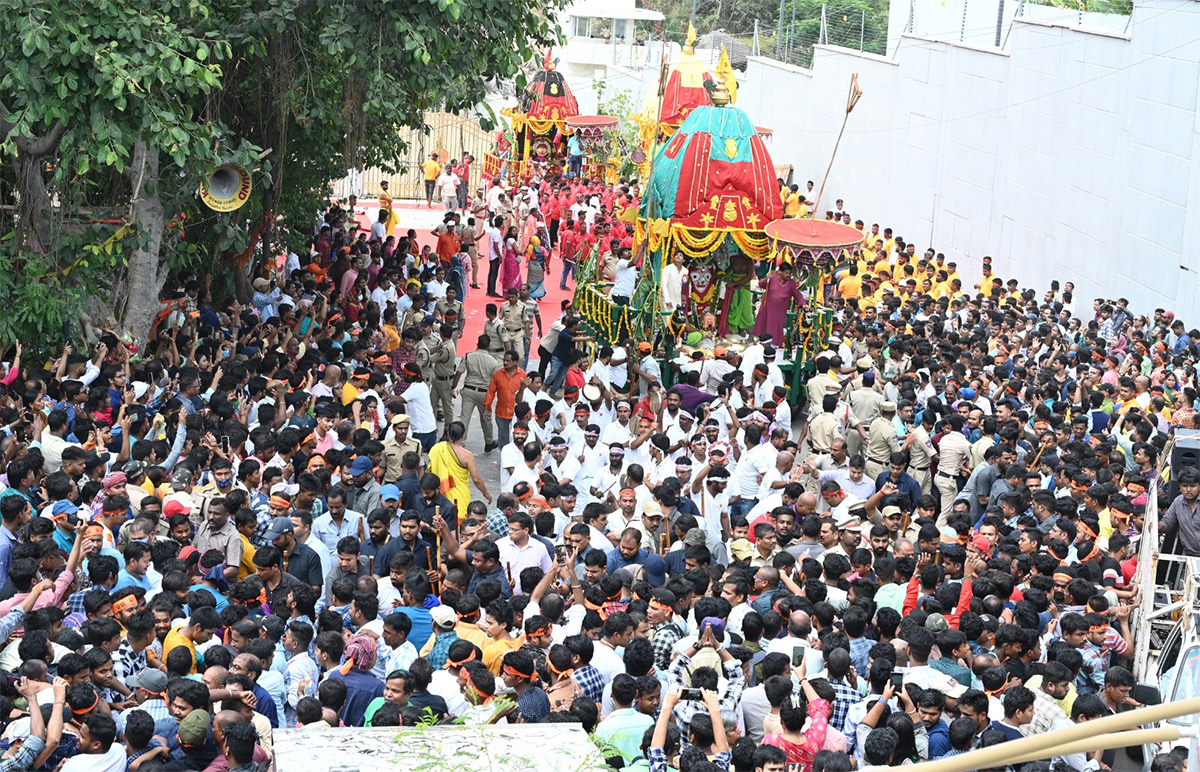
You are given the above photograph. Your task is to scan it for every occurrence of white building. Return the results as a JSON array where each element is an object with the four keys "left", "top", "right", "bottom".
[{"left": 556, "top": 0, "right": 667, "bottom": 84}]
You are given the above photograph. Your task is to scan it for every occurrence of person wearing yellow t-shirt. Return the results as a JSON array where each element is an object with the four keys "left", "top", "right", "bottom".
[
  {"left": 978, "top": 265, "right": 999, "bottom": 297},
  {"left": 381, "top": 312, "right": 402, "bottom": 353},
  {"left": 784, "top": 185, "right": 803, "bottom": 218},
  {"left": 235, "top": 516, "right": 258, "bottom": 581},
  {"left": 162, "top": 607, "right": 221, "bottom": 674},
  {"left": 881, "top": 230, "right": 896, "bottom": 257},
  {"left": 838, "top": 265, "right": 863, "bottom": 301},
  {"left": 422, "top": 153, "right": 442, "bottom": 207}
]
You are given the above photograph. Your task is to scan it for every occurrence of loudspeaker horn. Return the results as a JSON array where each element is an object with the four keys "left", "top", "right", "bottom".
[{"left": 199, "top": 163, "right": 252, "bottom": 212}]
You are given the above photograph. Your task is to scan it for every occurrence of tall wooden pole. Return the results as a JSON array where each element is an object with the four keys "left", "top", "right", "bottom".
[{"left": 812, "top": 74, "right": 863, "bottom": 216}]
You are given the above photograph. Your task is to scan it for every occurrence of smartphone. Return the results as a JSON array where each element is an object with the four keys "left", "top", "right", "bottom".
[
  {"left": 220, "top": 435, "right": 230, "bottom": 455},
  {"left": 555, "top": 545, "right": 569, "bottom": 563},
  {"left": 890, "top": 671, "right": 905, "bottom": 690},
  {"left": 792, "top": 646, "right": 806, "bottom": 668},
  {"left": 679, "top": 688, "right": 703, "bottom": 701}
]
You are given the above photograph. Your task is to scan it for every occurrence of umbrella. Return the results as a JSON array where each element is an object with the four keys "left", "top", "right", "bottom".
[{"left": 764, "top": 219, "right": 865, "bottom": 251}]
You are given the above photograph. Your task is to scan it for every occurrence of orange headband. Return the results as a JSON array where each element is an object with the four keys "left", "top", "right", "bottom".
[
  {"left": 547, "top": 659, "right": 573, "bottom": 677},
  {"left": 527, "top": 626, "right": 552, "bottom": 638},
  {"left": 73, "top": 692, "right": 101, "bottom": 715},
  {"left": 503, "top": 663, "right": 534, "bottom": 680},
  {"left": 1089, "top": 624, "right": 1109, "bottom": 633},
  {"left": 447, "top": 651, "right": 477, "bottom": 668},
  {"left": 465, "top": 673, "right": 493, "bottom": 705},
  {"left": 1077, "top": 521, "right": 1098, "bottom": 540},
  {"left": 1053, "top": 572, "right": 1073, "bottom": 584},
  {"left": 269, "top": 496, "right": 291, "bottom": 510},
  {"left": 985, "top": 675, "right": 1010, "bottom": 696},
  {"left": 112, "top": 596, "right": 138, "bottom": 614},
  {"left": 1127, "top": 482, "right": 1147, "bottom": 493},
  {"left": 516, "top": 487, "right": 533, "bottom": 501},
  {"left": 648, "top": 599, "right": 673, "bottom": 612},
  {"left": 338, "top": 657, "right": 356, "bottom": 676},
  {"left": 584, "top": 599, "right": 603, "bottom": 611}
]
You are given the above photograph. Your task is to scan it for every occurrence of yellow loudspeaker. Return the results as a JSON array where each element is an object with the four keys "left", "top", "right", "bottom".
[{"left": 199, "top": 163, "right": 252, "bottom": 212}]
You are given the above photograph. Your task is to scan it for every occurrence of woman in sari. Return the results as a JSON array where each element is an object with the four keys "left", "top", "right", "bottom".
[
  {"left": 501, "top": 238, "right": 522, "bottom": 295},
  {"left": 428, "top": 421, "right": 491, "bottom": 515},
  {"left": 525, "top": 236, "right": 547, "bottom": 299}
]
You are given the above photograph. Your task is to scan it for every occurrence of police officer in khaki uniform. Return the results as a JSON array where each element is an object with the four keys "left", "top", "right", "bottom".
[
  {"left": 435, "top": 287, "right": 466, "bottom": 334},
  {"left": 430, "top": 322, "right": 457, "bottom": 424},
  {"left": 935, "top": 413, "right": 972, "bottom": 527},
  {"left": 483, "top": 303, "right": 507, "bottom": 364},
  {"left": 455, "top": 334, "right": 501, "bottom": 451},
  {"left": 415, "top": 318, "right": 438, "bottom": 384},
  {"left": 499, "top": 287, "right": 527, "bottom": 357},
  {"left": 906, "top": 410, "right": 937, "bottom": 496},
  {"left": 400, "top": 292, "right": 426, "bottom": 332},
  {"left": 381, "top": 414, "right": 422, "bottom": 483},
  {"left": 865, "top": 401, "right": 902, "bottom": 481}
]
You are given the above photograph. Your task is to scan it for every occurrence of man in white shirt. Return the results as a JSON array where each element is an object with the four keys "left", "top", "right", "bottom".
[
  {"left": 765, "top": 610, "right": 825, "bottom": 677},
  {"left": 503, "top": 443, "right": 543, "bottom": 494},
  {"left": 543, "top": 437, "right": 581, "bottom": 487},
  {"left": 370, "top": 274, "right": 399, "bottom": 310},
  {"left": 589, "top": 612, "right": 635, "bottom": 685},
  {"left": 611, "top": 248, "right": 637, "bottom": 303},
  {"left": 426, "top": 265, "right": 450, "bottom": 300},
  {"left": 487, "top": 216, "right": 504, "bottom": 296},
  {"left": 393, "top": 363, "right": 438, "bottom": 450},
  {"left": 633, "top": 341, "right": 661, "bottom": 400},
  {"left": 499, "top": 423, "right": 530, "bottom": 491},
  {"left": 496, "top": 513, "right": 552, "bottom": 580},
  {"left": 437, "top": 169, "right": 460, "bottom": 212},
  {"left": 729, "top": 425, "right": 785, "bottom": 518},
  {"left": 370, "top": 209, "right": 387, "bottom": 241}
]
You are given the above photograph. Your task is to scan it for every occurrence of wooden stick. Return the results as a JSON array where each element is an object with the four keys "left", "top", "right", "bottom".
[
  {"left": 812, "top": 74, "right": 863, "bottom": 215},
  {"left": 1028, "top": 441, "right": 1047, "bottom": 470},
  {"left": 434, "top": 529, "right": 442, "bottom": 592},
  {"left": 660, "top": 532, "right": 667, "bottom": 556}
]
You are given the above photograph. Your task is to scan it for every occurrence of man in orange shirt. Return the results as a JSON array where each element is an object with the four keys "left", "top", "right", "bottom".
[
  {"left": 484, "top": 349, "right": 528, "bottom": 449},
  {"left": 436, "top": 215, "right": 461, "bottom": 266}
]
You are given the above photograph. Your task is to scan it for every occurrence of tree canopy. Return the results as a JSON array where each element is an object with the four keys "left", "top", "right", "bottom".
[{"left": 0, "top": 0, "right": 564, "bottom": 347}]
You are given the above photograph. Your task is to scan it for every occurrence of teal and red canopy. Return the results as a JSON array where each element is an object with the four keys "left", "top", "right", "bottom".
[{"left": 640, "top": 105, "right": 781, "bottom": 232}]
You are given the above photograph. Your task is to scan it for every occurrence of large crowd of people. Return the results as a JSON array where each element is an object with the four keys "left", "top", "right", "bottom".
[{"left": 0, "top": 161, "right": 1194, "bottom": 772}]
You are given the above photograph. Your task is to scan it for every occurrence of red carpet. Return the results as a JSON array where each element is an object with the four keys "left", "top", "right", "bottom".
[{"left": 357, "top": 200, "right": 576, "bottom": 361}]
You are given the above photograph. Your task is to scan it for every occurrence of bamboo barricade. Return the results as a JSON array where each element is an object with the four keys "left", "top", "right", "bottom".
[{"left": 902, "top": 697, "right": 1200, "bottom": 772}]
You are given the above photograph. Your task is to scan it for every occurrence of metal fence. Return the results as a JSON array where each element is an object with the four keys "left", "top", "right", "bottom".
[
  {"left": 750, "top": 4, "right": 890, "bottom": 68},
  {"left": 331, "top": 111, "right": 496, "bottom": 202}
]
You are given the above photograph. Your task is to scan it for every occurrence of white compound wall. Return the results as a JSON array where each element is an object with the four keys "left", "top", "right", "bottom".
[{"left": 727, "top": 0, "right": 1200, "bottom": 319}]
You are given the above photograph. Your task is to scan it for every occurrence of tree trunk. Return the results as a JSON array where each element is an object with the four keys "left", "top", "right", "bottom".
[
  {"left": 1, "top": 103, "right": 65, "bottom": 252},
  {"left": 14, "top": 149, "right": 54, "bottom": 252},
  {"left": 123, "top": 141, "right": 168, "bottom": 344}
]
